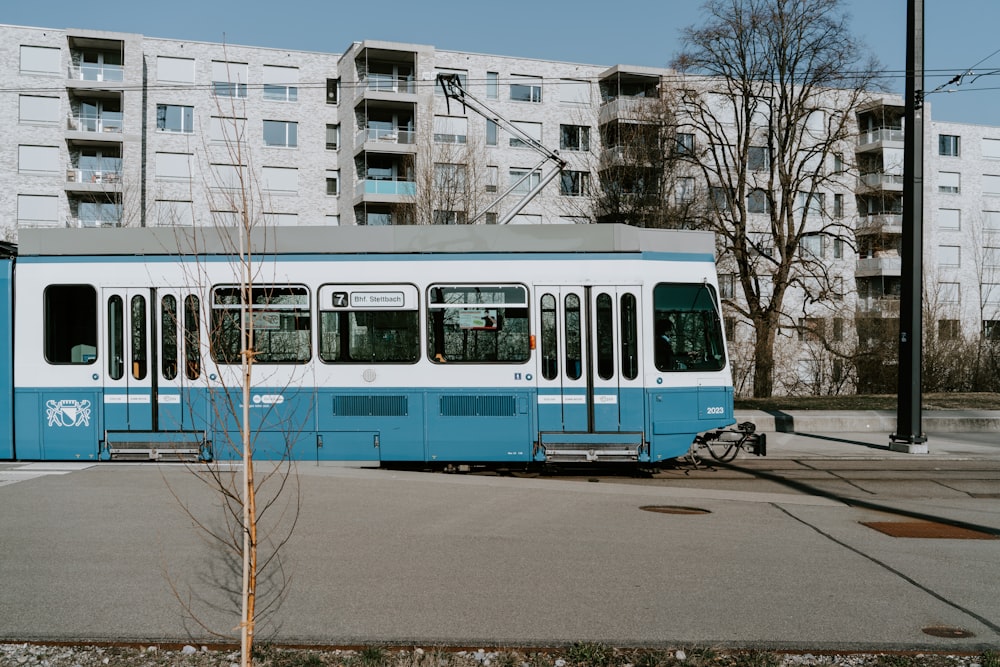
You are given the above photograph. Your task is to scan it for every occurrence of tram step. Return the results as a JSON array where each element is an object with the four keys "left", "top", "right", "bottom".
[
  {"left": 103, "top": 431, "right": 209, "bottom": 462},
  {"left": 541, "top": 443, "right": 642, "bottom": 463}
]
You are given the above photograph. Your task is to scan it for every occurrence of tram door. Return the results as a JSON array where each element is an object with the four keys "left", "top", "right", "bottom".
[
  {"left": 102, "top": 288, "right": 153, "bottom": 431},
  {"left": 155, "top": 289, "right": 202, "bottom": 431},
  {"left": 535, "top": 286, "right": 643, "bottom": 434}
]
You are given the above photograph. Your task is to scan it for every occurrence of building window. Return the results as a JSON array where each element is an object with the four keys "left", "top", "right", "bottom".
[
  {"left": 748, "top": 145, "right": 770, "bottom": 171},
  {"left": 433, "top": 210, "right": 467, "bottom": 225},
  {"left": 986, "top": 246, "right": 1000, "bottom": 268},
  {"left": 833, "top": 237, "right": 844, "bottom": 259},
  {"left": 263, "top": 65, "right": 298, "bottom": 102},
  {"left": 510, "top": 120, "right": 541, "bottom": 148},
  {"left": 718, "top": 273, "right": 735, "bottom": 299},
  {"left": 560, "top": 170, "right": 590, "bottom": 197},
  {"left": 800, "top": 234, "right": 824, "bottom": 258},
  {"left": 710, "top": 186, "right": 731, "bottom": 212},
  {"left": 486, "top": 165, "right": 498, "bottom": 193},
  {"left": 211, "top": 61, "right": 248, "bottom": 98},
  {"left": 675, "top": 177, "right": 695, "bottom": 204},
  {"left": 326, "top": 78, "right": 340, "bottom": 104},
  {"left": 796, "top": 191, "right": 825, "bottom": 216},
  {"left": 939, "top": 171, "right": 960, "bottom": 194},
  {"left": 938, "top": 245, "right": 961, "bottom": 267},
  {"left": 798, "top": 317, "right": 825, "bottom": 342},
  {"left": 486, "top": 71, "right": 499, "bottom": 99},
  {"left": 939, "top": 134, "right": 960, "bottom": 157},
  {"left": 434, "top": 116, "right": 467, "bottom": 144},
  {"left": 510, "top": 168, "right": 541, "bottom": 196},
  {"left": 833, "top": 153, "right": 844, "bottom": 172},
  {"left": 938, "top": 320, "right": 960, "bottom": 341},
  {"left": 833, "top": 317, "right": 844, "bottom": 342},
  {"left": 433, "top": 163, "right": 467, "bottom": 190},
  {"left": 156, "top": 104, "right": 194, "bottom": 133},
  {"left": 326, "top": 170, "right": 340, "bottom": 196},
  {"left": 986, "top": 211, "right": 1000, "bottom": 231},
  {"left": 263, "top": 120, "right": 297, "bottom": 148},
  {"left": 983, "top": 320, "right": 1000, "bottom": 341},
  {"left": 833, "top": 193, "right": 844, "bottom": 218},
  {"left": 559, "top": 125, "right": 590, "bottom": 152},
  {"left": 486, "top": 119, "right": 498, "bottom": 146},
  {"left": 326, "top": 124, "right": 340, "bottom": 150},
  {"left": 939, "top": 282, "right": 960, "bottom": 304},
  {"left": 435, "top": 69, "right": 468, "bottom": 94},
  {"left": 937, "top": 208, "right": 960, "bottom": 230},
  {"left": 747, "top": 189, "right": 770, "bottom": 213},
  {"left": 484, "top": 212, "right": 498, "bottom": 225},
  {"left": 676, "top": 133, "right": 695, "bottom": 155},
  {"left": 984, "top": 175, "right": 1000, "bottom": 195},
  {"left": 510, "top": 75, "right": 542, "bottom": 103}
]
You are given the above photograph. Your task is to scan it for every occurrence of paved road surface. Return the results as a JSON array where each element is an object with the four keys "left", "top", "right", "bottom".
[{"left": 0, "top": 428, "right": 997, "bottom": 651}]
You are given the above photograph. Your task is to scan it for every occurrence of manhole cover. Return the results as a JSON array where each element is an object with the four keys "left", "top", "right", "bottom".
[
  {"left": 640, "top": 505, "right": 711, "bottom": 515},
  {"left": 861, "top": 520, "right": 998, "bottom": 540},
  {"left": 922, "top": 626, "right": 975, "bottom": 638}
]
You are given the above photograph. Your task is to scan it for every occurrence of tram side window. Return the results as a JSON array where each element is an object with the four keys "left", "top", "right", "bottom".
[
  {"left": 44, "top": 285, "right": 98, "bottom": 365},
  {"left": 161, "top": 295, "right": 178, "bottom": 380},
  {"left": 184, "top": 295, "right": 201, "bottom": 379},
  {"left": 653, "top": 283, "right": 726, "bottom": 372},
  {"left": 427, "top": 284, "right": 530, "bottom": 363},
  {"left": 319, "top": 311, "right": 419, "bottom": 363},
  {"left": 621, "top": 293, "right": 638, "bottom": 380},
  {"left": 210, "top": 285, "right": 311, "bottom": 364},
  {"left": 540, "top": 293, "right": 557, "bottom": 380}
]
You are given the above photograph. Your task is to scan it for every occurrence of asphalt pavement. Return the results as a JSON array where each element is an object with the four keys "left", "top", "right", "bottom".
[{"left": 0, "top": 415, "right": 997, "bottom": 652}]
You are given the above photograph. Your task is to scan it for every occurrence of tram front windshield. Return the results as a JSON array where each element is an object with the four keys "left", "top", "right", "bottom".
[{"left": 653, "top": 283, "right": 726, "bottom": 372}]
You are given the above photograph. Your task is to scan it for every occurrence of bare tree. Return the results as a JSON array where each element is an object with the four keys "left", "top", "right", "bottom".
[
  {"left": 162, "top": 79, "right": 302, "bottom": 667},
  {"left": 672, "top": 0, "right": 881, "bottom": 397},
  {"left": 411, "top": 130, "right": 495, "bottom": 225},
  {"left": 590, "top": 84, "right": 703, "bottom": 229}
]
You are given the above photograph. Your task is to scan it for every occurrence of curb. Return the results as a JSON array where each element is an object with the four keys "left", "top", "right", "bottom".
[{"left": 734, "top": 409, "right": 1000, "bottom": 433}]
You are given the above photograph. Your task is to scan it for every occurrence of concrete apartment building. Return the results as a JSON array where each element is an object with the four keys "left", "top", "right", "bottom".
[{"left": 4, "top": 23, "right": 1000, "bottom": 394}]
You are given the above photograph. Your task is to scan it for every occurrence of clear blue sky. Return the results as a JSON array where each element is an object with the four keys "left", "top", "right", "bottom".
[{"left": 5, "top": 0, "right": 998, "bottom": 126}]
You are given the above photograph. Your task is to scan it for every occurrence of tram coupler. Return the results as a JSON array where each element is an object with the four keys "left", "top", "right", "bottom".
[{"left": 695, "top": 421, "right": 767, "bottom": 462}]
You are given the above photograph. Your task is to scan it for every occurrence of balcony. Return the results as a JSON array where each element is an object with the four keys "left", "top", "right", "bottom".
[
  {"left": 857, "top": 172, "right": 904, "bottom": 192},
  {"left": 361, "top": 73, "right": 415, "bottom": 94},
  {"left": 598, "top": 97, "right": 658, "bottom": 125},
  {"left": 69, "top": 63, "right": 124, "bottom": 83},
  {"left": 355, "top": 127, "right": 416, "bottom": 148},
  {"left": 856, "top": 296, "right": 901, "bottom": 315},
  {"left": 856, "top": 256, "right": 902, "bottom": 277},
  {"left": 856, "top": 127, "right": 904, "bottom": 151},
  {"left": 355, "top": 178, "right": 416, "bottom": 198},
  {"left": 66, "top": 115, "right": 124, "bottom": 143},
  {"left": 856, "top": 213, "right": 903, "bottom": 235},
  {"left": 66, "top": 216, "right": 122, "bottom": 228}
]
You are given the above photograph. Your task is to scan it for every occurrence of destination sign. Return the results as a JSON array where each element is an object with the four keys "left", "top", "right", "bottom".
[{"left": 351, "top": 291, "right": 405, "bottom": 308}]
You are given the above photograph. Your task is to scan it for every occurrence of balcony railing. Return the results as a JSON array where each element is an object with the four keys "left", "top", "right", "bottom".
[
  {"left": 361, "top": 74, "right": 415, "bottom": 94},
  {"left": 856, "top": 256, "right": 902, "bottom": 276},
  {"left": 355, "top": 179, "right": 417, "bottom": 197},
  {"left": 69, "top": 64, "right": 124, "bottom": 82},
  {"left": 856, "top": 213, "right": 903, "bottom": 234},
  {"left": 858, "top": 172, "right": 904, "bottom": 189},
  {"left": 857, "top": 128, "right": 904, "bottom": 145},
  {"left": 66, "top": 168, "right": 121, "bottom": 184},
  {"left": 67, "top": 115, "right": 124, "bottom": 134},
  {"left": 856, "top": 296, "right": 901, "bottom": 315},
  {"left": 356, "top": 127, "right": 416, "bottom": 145},
  {"left": 66, "top": 216, "right": 122, "bottom": 228}
]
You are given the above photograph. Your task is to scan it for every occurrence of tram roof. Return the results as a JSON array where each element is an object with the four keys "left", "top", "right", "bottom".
[{"left": 17, "top": 224, "right": 715, "bottom": 258}]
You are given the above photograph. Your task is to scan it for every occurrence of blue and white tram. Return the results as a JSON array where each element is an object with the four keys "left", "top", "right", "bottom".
[{"left": 5, "top": 224, "right": 745, "bottom": 465}]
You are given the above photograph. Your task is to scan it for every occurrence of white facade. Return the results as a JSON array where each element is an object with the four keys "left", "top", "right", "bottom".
[{"left": 4, "top": 23, "right": 1000, "bottom": 394}]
